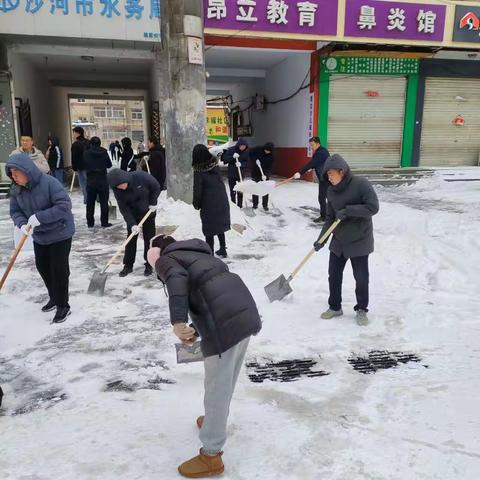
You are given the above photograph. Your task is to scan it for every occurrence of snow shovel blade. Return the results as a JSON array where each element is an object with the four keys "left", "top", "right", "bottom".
[
  {"left": 156, "top": 225, "right": 178, "bottom": 236},
  {"left": 264, "top": 274, "right": 293, "bottom": 303},
  {"left": 243, "top": 207, "right": 256, "bottom": 217},
  {"left": 232, "top": 223, "right": 246, "bottom": 235},
  {"left": 176, "top": 342, "right": 204, "bottom": 364},
  {"left": 87, "top": 271, "right": 108, "bottom": 296}
]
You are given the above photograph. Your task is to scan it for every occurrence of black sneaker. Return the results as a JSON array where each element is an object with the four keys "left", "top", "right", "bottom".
[
  {"left": 215, "top": 247, "right": 227, "bottom": 258},
  {"left": 41, "top": 300, "right": 56, "bottom": 312},
  {"left": 144, "top": 264, "right": 153, "bottom": 276},
  {"left": 102, "top": 223, "right": 113, "bottom": 228},
  {"left": 52, "top": 306, "right": 71, "bottom": 324},
  {"left": 119, "top": 266, "right": 133, "bottom": 277},
  {"left": 87, "top": 224, "right": 94, "bottom": 229},
  {"left": 263, "top": 206, "right": 269, "bottom": 212},
  {"left": 313, "top": 216, "right": 326, "bottom": 224}
]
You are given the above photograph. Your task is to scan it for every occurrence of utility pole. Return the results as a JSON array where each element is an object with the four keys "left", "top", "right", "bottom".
[{"left": 159, "top": 0, "right": 206, "bottom": 203}]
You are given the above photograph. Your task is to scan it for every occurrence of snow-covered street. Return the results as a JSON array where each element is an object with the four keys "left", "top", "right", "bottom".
[{"left": 1, "top": 170, "right": 480, "bottom": 480}]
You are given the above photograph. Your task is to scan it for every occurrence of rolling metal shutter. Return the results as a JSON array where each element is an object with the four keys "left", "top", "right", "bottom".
[
  {"left": 420, "top": 78, "right": 480, "bottom": 167},
  {"left": 328, "top": 75, "right": 407, "bottom": 168}
]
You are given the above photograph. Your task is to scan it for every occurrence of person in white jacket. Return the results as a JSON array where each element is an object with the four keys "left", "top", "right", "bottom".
[{"left": 11, "top": 135, "right": 49, "bottom": 174}]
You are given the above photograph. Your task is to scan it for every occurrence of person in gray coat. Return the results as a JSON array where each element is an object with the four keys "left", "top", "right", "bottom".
[
  {"left": 6, "top": 153, "right": 75, "bottom": 323},
  {"left": 314, "top": 154, "right": 379, "bottom": 326},
  {"left": 147, "top": 235, "right": 261, "bottom": 478}
]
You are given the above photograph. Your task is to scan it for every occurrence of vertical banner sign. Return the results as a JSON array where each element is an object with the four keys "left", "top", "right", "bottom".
[
  {"left": 207, "top": 107, "right": 228, "bottom": 145},
  {"left": 307, "top": 92, "right": 314, "bottom": 156}
]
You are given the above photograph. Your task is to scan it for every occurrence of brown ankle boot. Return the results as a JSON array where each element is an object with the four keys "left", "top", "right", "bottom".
[
  {"left": 196, "top": 416, "right": 204, "bottom": 429},
  {"left": 178, "top": 450, "right": 224, "bottom": 478}
]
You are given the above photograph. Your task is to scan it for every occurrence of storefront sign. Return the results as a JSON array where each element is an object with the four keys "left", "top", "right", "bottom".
[
  {"left": 344, "top": 0, "right": 446, "bottom": 42},
  {"left": 207, "top": 107, "right": 229, "bottom": 144},
  {"left": 0, "top": 0, "right": 161, "bottom": 42},
  {"left": 322, "top": 56, "right": 419, "bottom": 75},
  {"left": 453, "top": 5, "right": 480, "bottom": 43},
  {"left": 204, "top": 0, "right": 338, "bottom": 37}
]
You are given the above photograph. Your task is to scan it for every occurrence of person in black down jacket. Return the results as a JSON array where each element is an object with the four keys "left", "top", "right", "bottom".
[
  {"left": 71, "top": 126, "right": 90, "bottom": 204},
  {"left": 46, "top": 136, "right": 64, "bottom": 184},
  {"left": 107, "top": 168, "right": 161, "bottom": 277},
  {"left": 294, "top": 136, "right": 330, "bottom": 223},
  {"left": 249, "top": 142, "right": 274, "bottom": 211},
  {"left": 192, "top": 144, "right": 231, "bottom": 258},
  {"left": 221, "top": 138, "right": 249, "bottom": 208},
  {"left": 139, "top": 136, "right": 166, "bottom": 190},
  {"left": 146, "top": 235, "right": 262, "bottom": 478},
  {"left": 83, "top": 137, "right": 112, "bottom": 228},
  {"left": 120, "top": 137, "right": 136, "bottom": 172},
  {"left": 313, "top": 154, "right": 379, "bottom": 326}
]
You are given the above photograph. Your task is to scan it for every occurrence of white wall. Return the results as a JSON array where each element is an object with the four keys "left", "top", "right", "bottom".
[
  {"left": 8, "top": 52, "right": 52, "bottom": 152},
  {"left": 261, "top": 53, "right": 311, "bottom": 149},
  {"left": 50, "top": 86, "right": 149, "bottom": 166}
]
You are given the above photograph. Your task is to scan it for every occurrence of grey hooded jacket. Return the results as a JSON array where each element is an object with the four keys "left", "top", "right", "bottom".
[{"left": 319, "top": 154, "right": 379, "bottom": 259}]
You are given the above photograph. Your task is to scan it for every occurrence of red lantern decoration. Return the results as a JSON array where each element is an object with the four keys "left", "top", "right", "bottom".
[
  {"left": 452, "top": 115, "right": 465, "bottom": 126},
  {"left": 366, "top": 90, "right": 379, "bottom": 97}
]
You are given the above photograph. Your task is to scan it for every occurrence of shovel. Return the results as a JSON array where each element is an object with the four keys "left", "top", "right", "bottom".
[
  {"left": 264, "top": 219, "right": 341, "bottom": 303},
  {"left": 235, "top": 163, "right": 256, "bottom": 218},
  {"left": 176, "top": 342, "right": 204, "bottom": 364},
  {"left": 69, "top": 171, "right": 76, "bottom": 193},
  {"left": 108, "top": 201, "right": 117, "bottom": 220},
  {"left": 0, "top": 226, "right": 32, "bottom": 292},
  {"left": 275, "top": 176, "right": 295, "bottom": 188},
  {"left": 87, "top": 210, "right": 154, "bottom": 295},
  {"left": 155, "top": 225, "right": 179, "bottom": 237}
]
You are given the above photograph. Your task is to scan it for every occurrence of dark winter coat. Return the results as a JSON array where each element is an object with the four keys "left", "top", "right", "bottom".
[
  {"left": 84, "top": 146, "right": 112, "bottom": 189},
  {"left": 249, "top": 146, "right": 274, "bottom": 182},
  {"left": 107, "top": 169, "right": 161, "bottom": 228},
  {"left": 47, "top": 137, "right": 64, "bottom": 171},
  {"left": 71, "top": 137, "right": 89, "bottom": 171},
  {"left": 154, "top": 239, "right": 262, "bottom": 357},
  {"left": 120, "top": 146, "right": 136, "bottom": 172},
  {"left": 6, "top": 153, "right": 75, "bottom": 246},
  {"left": 142, "top": 145, "right": 166, "bottom": 190},
  {"left": 319, "top": 154, "right": 379, "bottom": 259},
  {"left": 193, "top": 156, "right": 231, "bottom": 238},
  {"left": 221, "top": 139, "right": 249, "bottom": 180},
  {"left": 299, "top": 145, "right": 330, "bottom": 181}
]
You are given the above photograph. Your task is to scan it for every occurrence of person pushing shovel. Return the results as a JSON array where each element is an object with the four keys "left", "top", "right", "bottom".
[
  {"left": 147, "top": 235, "right": 262, "bottom": 478},
  {"left": 107, "top": 168, "right": 161, "bottom": 277},
  {"left": 6, "top": 153, "right": 75, "bottom": 323},
  {"left": 314, "top": 154, "right": 379, "bottom": 326}
]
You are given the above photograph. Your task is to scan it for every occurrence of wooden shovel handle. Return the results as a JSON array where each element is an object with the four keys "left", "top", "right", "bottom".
[
  {"left": 275, "top": 177, "right": 294, "bottom": 188},
  {"left": 69, "top": 171, "right": 76, "bottom": 193},
  {"left": 288, "top": 219, "right": 341, "bottom": 280},
  {"left": 0, "top": 226, "right": 32, "bottom": 291},
  {"left": 101, "top": 209, "right": 154, "bottom": 274},
  {"left": 145, "top": 158, "right": 151, "bottom": 174}
]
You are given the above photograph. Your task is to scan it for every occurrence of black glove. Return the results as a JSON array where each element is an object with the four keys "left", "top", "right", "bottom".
[
  {"left": 336, "top": 209, "right": 347, "bottom": 221},
  {"left": 313, "top": 239, "right": 325, "bottom": 252}
]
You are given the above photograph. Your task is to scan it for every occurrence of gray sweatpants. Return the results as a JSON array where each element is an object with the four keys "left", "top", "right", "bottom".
[{"left": 199, "top": 337, "right": 250, "bottom": 454}]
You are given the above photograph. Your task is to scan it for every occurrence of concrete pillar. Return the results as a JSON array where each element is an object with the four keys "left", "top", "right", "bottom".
[{"left": 159, "top": 0, "right": 206, "bottom": 203}]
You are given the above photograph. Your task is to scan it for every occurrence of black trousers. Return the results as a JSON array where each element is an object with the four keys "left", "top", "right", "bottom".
[
  {"left": 205, "top": 233, "right": 226, "bottom": 254},
  {"left": 34, "top": 238, "right": 72, "bottom": 308},
  {"left": 123, "top": 213, "right": 156, "bottom": 267},
  {"left": 86, "top": 185, "right": 109, "bottom": 227},
  {"left": 228, "top": 178, "right": 243, "bottom": 208},
  {"left": 318, "top": 181, "right": 328, "bottom": 219},
  {"left": 328, "top": 252, "right": 369, "bottom": 312},
  {"left": 252, "top": 174, "right": 269, "bottom": 209}
]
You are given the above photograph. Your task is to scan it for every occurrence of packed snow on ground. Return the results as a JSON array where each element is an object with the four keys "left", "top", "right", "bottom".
[{"left": 1, "top": 169, "right": 479, "bottom": 480}]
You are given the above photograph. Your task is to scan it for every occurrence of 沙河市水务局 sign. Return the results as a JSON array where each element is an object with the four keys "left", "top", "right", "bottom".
[
  {"left": 344, "top": 0, "right": 446, "bottom": 42},
  {"left": 0, "top": 0, "right": 161, "bottom": 42},
  {"left": 453, "top": 5, "right": 480, "bottom": 43},
  {"left": 204, "top": 0, "right": 338, "bottom": 37}
]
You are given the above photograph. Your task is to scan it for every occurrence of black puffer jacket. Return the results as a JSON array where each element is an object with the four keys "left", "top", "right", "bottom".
[
  {"left": 71, "top": 137, "right": 89, "bottom": 171},
  {"left": 221, "top": 139, "right": 249, "bottom": 180},
  {"left": 192, "top": 147, "right": 231, "bottom": 238},
  {"left": 84, "top": 145, "right": 112, "bottom": 188},
  {"left": 142, "top": 145, "right": 166, "bottom": 190},
  {"left": 249, "top": 145, "right": 274, "bottom": 182},
  {"left": 319, "top": 154, "right": 379, "bottom": 259},
  {"left": 155, "top": 239, "right": 262, "bottom": 357},
  {"left": 107, "top": 169, "right": 161, "bottom": 228}
]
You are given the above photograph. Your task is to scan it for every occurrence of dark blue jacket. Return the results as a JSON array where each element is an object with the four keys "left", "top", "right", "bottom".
[
  {"left": 6, "top": 153, "right": 75, "bottom": 246},
  {"left": 221, "top": 139, "right": 249, "bottom": 180},
  {"left": 299, "top": 146, "right": 330, "bottom": 181}
]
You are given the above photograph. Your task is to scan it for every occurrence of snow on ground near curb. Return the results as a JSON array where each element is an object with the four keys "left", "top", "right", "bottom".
[{"left": 0, "top": 170, "right": 479, "bottom": 479}]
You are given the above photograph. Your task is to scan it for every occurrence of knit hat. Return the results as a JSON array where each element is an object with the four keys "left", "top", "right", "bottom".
[
  {"left": 151, "top": 234, "right": 176, "bottom": 251},
  {"left": 192, "top": 144, "right": 218, "bottom": 172}
]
